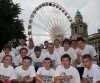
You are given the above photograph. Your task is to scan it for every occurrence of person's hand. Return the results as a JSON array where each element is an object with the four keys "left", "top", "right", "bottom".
[
  {"left": 18, "top": 76, "right": 24, "bottom": 83},
  {"left": 0, "top": 78, "right": 5, "bottom": 83},
  {"left": 67, "top": 75, "right": 73, "bottom": 79},
  {"left": 77, "top": 51, "right": 81, "bottom": 57},
  {"left": 41, "top": 80, "right": 45, "bottom": 83}
]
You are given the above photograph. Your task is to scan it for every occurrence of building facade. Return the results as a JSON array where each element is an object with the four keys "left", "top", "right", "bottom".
[{"left": 70, "top": 10, "right": 100, "bottom": 65}]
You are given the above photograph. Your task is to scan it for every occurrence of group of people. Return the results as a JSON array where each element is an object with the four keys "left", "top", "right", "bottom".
[{"left": 0, "top": 37, "right": 100, "bottom": 83}]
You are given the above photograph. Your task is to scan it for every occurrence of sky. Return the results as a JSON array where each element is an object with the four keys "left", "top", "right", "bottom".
[{"left": 12, "top": 0, "right": 100, "bottom": 45}]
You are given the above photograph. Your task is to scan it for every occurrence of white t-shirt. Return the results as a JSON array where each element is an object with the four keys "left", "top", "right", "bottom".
[
  {"left": 11, "top": 47, "right": 16, "bottom": 54},
  {"left": 36, "top": 67, "right": 55, "bottom": 83},
  {"left": 11, "top": 65, "right": 36, "bottom": 80},
  {"left": 54, "top": 46, "right": 63, "bottom": 53},
  {"left": 41, "top": 49, "right": 48, "bottom": 53},
  {"left": 59, "top": 47, "right": 77, "bottom": 66},
  {"left": 54, "top": 65, "right": 80, "bottom": 83},
  {"left": 30, "top": 52, "right": 46, "bottom": 67},
  {"left": 15, "top": 54, "right": 23, "bottom": 66},
  {"left": 0, "top": 63, "right": 14, "bottom": 80},
  {"left": 83, "top": 64, "right": 100, "bottom": 83},
  {"left": 77, "top": 45, "right": 97, "bottom": 66},
  {"left": 45, "top": 51, "right": 61, "bottom": 69},
  {"left": 0, "top": 51, "right": 16, "bottom": 64},
  {"left": 28, "top": 48, "right": 34, "bottom": 56},
  {"left": 15, "top": 45, "right": 29, "bottom": 55}
]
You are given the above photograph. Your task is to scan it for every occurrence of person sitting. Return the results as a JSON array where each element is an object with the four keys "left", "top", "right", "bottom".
[
  {"left": 82, "top": 54, "right": 100, "bottom": 83},
  {"left": 11, "top": 56, "right": 36, "bottom": 83},
  {"left": 0, "top": 55, "right": 14, "bottom": 83},
  {"left": 54, "top": 54, "right": 80, "bottom": 83},
  {"left": 36, "top": 57, "right": 55, "bottom": 83}
]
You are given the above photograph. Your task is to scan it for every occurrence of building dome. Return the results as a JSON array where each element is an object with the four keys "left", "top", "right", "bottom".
[{"left": 75, "top": 9, "right": 83, "bottom": 18}]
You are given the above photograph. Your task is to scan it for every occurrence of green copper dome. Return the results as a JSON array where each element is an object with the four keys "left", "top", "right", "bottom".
[{"left": 75, "top": 9, "right": 83, "bottom": 18}]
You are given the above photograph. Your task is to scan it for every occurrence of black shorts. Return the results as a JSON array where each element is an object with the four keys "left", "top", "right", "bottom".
[{"left": 77, "top": 67, "right": 84, "bottom": 79}]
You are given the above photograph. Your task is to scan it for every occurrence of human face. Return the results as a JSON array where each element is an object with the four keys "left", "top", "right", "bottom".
[
  {"left": 35, "top": 51, "right": 41, "bottom": 57},
  {"left": 48, "top": 44, "right": 54, "bottom": 54},
  {"left": 3, "top": 48, "right": 10, "bottom": 54},
  {"left": 40, "top": 44, "right": 44, "bottom": 49},
  {"left": 54, "top": 40, "right": 59, "bottom": 48},
  {"left": 8, "top": 41, "right": 13, "bottom": 47},
  {"left": 20, "top": 50, "right": 27, "bottom": 58},
  {"left": 3, "top": 56, "right": 11, "bottom": 66},
  {"left": 44, "top": 60, "right": 51, "bottom": 69},
  {"left": 63, "top": 43, "right": 70, "bottom": 50},
  {"left": 77, "top": 41, "right": 85, "bottom": 49},
  {"left": 44, "top": 42, "right": 49, "bottom": 48},
  {"left": 71, "top": 41, "right": 77, "bottom": 48},
  {"left": 59, "top": 39, "right": 63, "bottom": 46},
  {"left": 82, "top": 58, "right": 92, "bottom": 69},
  {"left": 22, "top": 59, "right": 31, "bottom": 69},
  {"left": 61, "top": 58, "right": 70, "bottom": 68},
  {"left": 29, "top": 42, "right": 34, "bottom": 48},
  {"left": 20, "top": 39, "right": 25, "bottom": 46}
]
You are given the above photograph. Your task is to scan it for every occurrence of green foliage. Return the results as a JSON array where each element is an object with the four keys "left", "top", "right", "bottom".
[{"left": 0, "top": 0, "right": 26, "bottom": 51}]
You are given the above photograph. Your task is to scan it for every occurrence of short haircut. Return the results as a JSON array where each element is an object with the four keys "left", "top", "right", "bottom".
[
  {"left": 23, "top": 56, "right": 32, "bottom": 62},
  {"left": 44, "top": 57, "right": 52, "bottom": 63},
  {"left": 2, "top": 55, "right": 12, "bottom": 62},
  {"left": 3, "top": 45, "right": 11, "bottom": 51},
  {"left": 82, "top": 54, "right": 91, "bottom": 60},
  {"left": 76, "top": 37, "right": 85, "bottom": 43},
  {"left": 62, "top": 38, "right": 71, "bottom": 46},
  {"left": 44, "top": 41, "right": 49, "bottom": 44},
  {"left": 61, "top": 54, "right": 71, "bottom": 61},
  {"left": 71, "top": 40, "right": 77, "bottom": 43},
  {"left": 20, "top": 48, "right": 28, "bottom": 53},
  {"left": 54, "top": 39, "right": 59, "bottom": 42}
]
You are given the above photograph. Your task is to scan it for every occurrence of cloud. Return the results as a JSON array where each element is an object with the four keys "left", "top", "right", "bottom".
[{"left": 13, "top": 0, "right": 100, "bottom": 45}]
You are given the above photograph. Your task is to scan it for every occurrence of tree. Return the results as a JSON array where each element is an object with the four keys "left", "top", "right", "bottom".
[{"left": 0, "top": 0, "right": 26, "bottom": 51}]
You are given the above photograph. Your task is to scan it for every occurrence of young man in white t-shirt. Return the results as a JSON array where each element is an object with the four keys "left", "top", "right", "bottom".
[
  {"left": 0, "top": 55, "right": 14, "bottom": 83},
  {"left": 45, "top": 43, "right": 61, "bottom": 69},
  {"left": 28, "top": 41, "right": 34, "bottom": 56},
  {"left": 54, "top": 39, "right": 63, "bottom": 53},
  {"left": 11, "top": 56, "right": 36, "bottom": 83},
  {"left": 7, "top": 40, "right": 16, "bottom": 54},
  {"left": 15, "top": 38, "right": 29, "bottom": 55},
  {"left": 54, "top": 54, "right": 80, "bottom": 83},
  {"left": 15, "top": 48, "right": 28, "bottom": 66},
  {"left": 76, "top": 37, "right": 98, "bottom": 79},
  {"left": 36, "top": 57, "right": 55, "bottom": 83},
  {"left": 0, "top": 45, "right": 16, "bottom": 66},
  {"left": 59, "top": 38, "right": 77, "bottom": 67},
  {"left": 41, "top": 41, "right": 49, "bottom": 53},
  {"left": 82, "top": 54, "right": 100, "bottom": 83},
  {"left": 30, "top": 46, "right": 46, "bottom": 71}
]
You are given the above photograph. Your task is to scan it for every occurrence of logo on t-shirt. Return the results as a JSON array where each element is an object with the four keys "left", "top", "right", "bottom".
[
  {"left": 19, "top": 75, "right": 30, "bottom": 80},
  {"left": 51, "top": 60, "right": 56, "bottom": 69},
  {"left": 0, "top": 74, "right": 9, "bottom": 80},
  {"left": 87, "top": 75, "right": 93, "bottom": 83},
  {"left": 40, "top": 75, "right": 52, "bottom": 83},
  {"left": 62, "top": 72, "right": 71, "bottom": 83},
  {"left": 34, "top": 62, "right": 43, "bottom": 68}
]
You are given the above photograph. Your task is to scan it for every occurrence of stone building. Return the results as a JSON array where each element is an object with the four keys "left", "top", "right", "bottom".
[
  {"left": 70, "top": 10, "right": 100, "bottom": 65},
  {"left": 70, "top": 10, "right": 88, "bottom": 40},
  {"left": 88, "top": 29, "right": 100, "bottom": 65}
]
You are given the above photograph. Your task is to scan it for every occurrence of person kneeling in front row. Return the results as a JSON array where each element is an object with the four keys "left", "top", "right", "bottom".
[
  {"left": 82, "top": 54, "right": 100, "bottom": 83},
  {"left": 36, "top": 57, "right": 55, "bottom": 83},
  {"left": 54, "top": 54, "right": 80, "bottom": 83},
  {"left": 11, "top": 56, "right": 36, "bottom": 83}
]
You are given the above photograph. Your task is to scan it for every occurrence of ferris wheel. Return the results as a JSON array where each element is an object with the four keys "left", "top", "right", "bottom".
[{"left": 28, "top": 2, "right": 73, "bottom": 45}]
